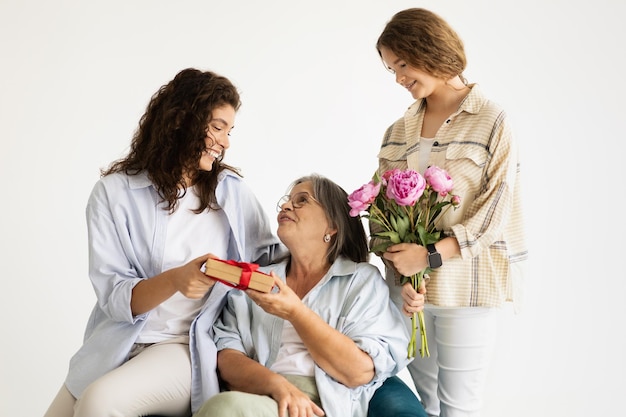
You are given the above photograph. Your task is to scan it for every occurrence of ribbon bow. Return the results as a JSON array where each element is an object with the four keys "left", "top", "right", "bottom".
[{"left": 212, "top": 259, "right": 260, "bottom": 290}]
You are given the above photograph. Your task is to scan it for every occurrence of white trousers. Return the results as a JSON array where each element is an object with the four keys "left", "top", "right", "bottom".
[
  {"left": 386, "top": 278, "right": 498, "bottom": 417},
  {"left": 43, "top": 340, "right": 192, "bottom": 417}
]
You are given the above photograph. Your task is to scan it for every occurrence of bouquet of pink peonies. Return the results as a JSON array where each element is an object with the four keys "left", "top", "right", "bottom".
[{"left": 348, "top": 166, "right": 460, "bottom": 358}]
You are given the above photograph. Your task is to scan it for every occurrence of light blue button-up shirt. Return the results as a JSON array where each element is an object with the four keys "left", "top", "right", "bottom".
[
  {"left": 213, "top": 256, "right": 413, "bottom": 417},
  {"left": 64, "top": 169, "right": 285, "bottom": 413}
]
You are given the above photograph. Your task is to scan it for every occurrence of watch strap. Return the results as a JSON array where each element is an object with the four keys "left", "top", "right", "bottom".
[
  {"left": 426, "top": 243, "right": 442, "bottom": 268},
  {"left": 426, "top": 243, "right": 437, "bottom": 254}
]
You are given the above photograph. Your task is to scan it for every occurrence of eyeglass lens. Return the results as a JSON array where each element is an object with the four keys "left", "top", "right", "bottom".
[{"left": 276, "top": 192, "right": 313, "bottom": 212}]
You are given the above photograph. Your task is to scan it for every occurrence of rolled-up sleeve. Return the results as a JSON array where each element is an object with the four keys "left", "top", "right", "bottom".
[
  {"left": 337, "top": 263, "right": 411, "bottom": 380},
  {"left": 86, "top": 175, "right": 154, "bottom": 324}
]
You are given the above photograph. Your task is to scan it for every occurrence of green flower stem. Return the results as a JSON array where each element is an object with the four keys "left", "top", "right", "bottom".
[
  {"left": 408, "top": 311, "right": 417, "bottom": 358},
  {"left": 408, "top": 311, "right": 430, "bottom": 358},
  {"left": 418, "top": 309, "right": 430, "bottom": 357},
  {"left": 369, "top": 204, "right": 393, "bottom": 232},
  {"left": 431, "top": 202, "right": 453, "bottom": 230}
]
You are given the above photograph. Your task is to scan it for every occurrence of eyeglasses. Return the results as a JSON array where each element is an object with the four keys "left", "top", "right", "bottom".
[{"left": 276, "top": 192, "right": 320, "bottom": 212}]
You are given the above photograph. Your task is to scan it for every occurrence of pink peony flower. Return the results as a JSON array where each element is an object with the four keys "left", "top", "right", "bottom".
[
  {"left": 424, "top": 166, "right": 454, "bottom": 196},
  {"left": 451, "top": 195, "right": 461, "bottom": 207},
  {"left": 347, "top": 181, "right": 381, "bottom": 217},
  {"left": 385, "top": 169, "right": 426, "bottom": 206},
  {"left": 381, "top": 169, "right": 401, "bottom": 185}
]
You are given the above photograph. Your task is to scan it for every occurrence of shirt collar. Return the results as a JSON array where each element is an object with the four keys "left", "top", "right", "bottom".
[
  {"left": 326, "top": 255, "right": 357, "bottom": 278},
  {"left": 457, "top": 83, "right": 484, "bottom": 115},
  {"left": 127, "top": 171, "right": 153, "bottom": 189},
  {"left": 269, "top": 255, "right": 357, "bottom": 284},
  {"left": 405, "top": 83, "right": 485, "bottom": 118}
]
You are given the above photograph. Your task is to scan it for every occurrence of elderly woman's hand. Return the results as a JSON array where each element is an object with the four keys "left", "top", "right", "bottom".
[
  {"left": 268, "top": 374, "right": 325, "bottom": 417},
  {"left": 400, "top": 278, "right": 426, "bottom": 317},
  {"left": 245, "top": 272, "right": 305, "bottom": 320}
]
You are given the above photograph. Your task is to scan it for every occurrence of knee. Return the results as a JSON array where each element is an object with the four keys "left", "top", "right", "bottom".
[
  {"left": 368, "top": 376, "right": 426, "bottom": 417},
  {"left": 74, "top": 380, "right": 120, "bottom": 415},
  {"left": 194, "top": 392, "right": 248, "bottom": 417}
]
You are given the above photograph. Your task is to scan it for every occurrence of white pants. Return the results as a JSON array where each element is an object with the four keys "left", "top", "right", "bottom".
[
  {"left": 386, "top": 279, "right": 498, "bottom": 417},
  {"left": 43, "top": 340, "right": 192, "bottom": 417}
]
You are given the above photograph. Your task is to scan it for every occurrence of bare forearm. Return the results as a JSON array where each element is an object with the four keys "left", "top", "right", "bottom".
[
  {"left": 218, "top": 349, "right": 285, "bottom": 395},
  {"left": 436, "top": 235, "right": 460, "bottom": 262},
  {"left": 130, "top": 253, "right": 215, "bottom": 315},
  {"left": 130, "top": 270, "right": 178, "bottom": 315},
  {"left": 290, "top": 306, "right": 374, "bottom": 387}
]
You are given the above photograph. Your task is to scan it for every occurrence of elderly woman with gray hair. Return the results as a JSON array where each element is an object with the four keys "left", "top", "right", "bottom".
[{"left": 193, "top": 174, "right": 426, "bottom": 417}]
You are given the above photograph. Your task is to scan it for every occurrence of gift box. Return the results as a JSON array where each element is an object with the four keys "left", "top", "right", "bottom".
[{"left": 204, "top": 258, "right": 274, "bottom": 293}]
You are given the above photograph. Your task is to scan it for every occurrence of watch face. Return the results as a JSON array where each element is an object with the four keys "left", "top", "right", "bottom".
[{"left": 428, "top": 253, "right": 443, "bottom": 268}]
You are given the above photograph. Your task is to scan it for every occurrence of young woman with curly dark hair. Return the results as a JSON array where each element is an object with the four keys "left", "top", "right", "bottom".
[{"left": 44, "top": 68, "right": 285, "bottom": 417}]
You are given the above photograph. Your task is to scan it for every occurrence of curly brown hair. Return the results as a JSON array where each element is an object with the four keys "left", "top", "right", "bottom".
[
  {"left": 376, "top": 8, "right": 467, "bottom": 83},
  {"left": 102, "top": 68, "right": 242, "bottom": 213}
]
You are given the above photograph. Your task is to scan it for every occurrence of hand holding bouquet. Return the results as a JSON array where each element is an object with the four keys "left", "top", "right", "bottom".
[{"left": 348, "top": 166, "right": 460, "bottom": 358}]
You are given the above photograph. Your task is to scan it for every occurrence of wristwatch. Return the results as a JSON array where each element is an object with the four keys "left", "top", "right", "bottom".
[{"left": 426, "top": 243, "right": 442, "bottom": 269}]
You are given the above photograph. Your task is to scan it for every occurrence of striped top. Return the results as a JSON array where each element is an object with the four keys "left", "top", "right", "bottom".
[{"left": 373, "top": 84, "right": 528, "bottom": 310}]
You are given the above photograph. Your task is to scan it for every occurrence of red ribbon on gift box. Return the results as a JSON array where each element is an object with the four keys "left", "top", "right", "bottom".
[{"left": 211, "top": 259, "right": 260, "bottom": 290}]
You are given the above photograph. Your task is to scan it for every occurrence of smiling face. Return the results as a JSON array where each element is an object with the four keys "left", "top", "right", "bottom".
[
  {"left": 379, "top": 46, "right": 446, "bottom": 101},
  {"left": 198, "top": 104, "right": 236, "bottom": 172},
  {"left": 276, "top": 181, "right": 334, "bottom": 252}
]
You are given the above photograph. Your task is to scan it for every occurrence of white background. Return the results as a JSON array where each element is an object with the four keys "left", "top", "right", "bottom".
[{"left": 1, "top": 0, "right": 625, "bottom": 416}]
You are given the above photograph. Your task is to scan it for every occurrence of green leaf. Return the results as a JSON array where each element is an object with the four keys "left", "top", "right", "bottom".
[
  {"left": 416, "top": 223, "right": 428, "bottom": 245},
  {"left": 370, "top": 242, "right": 392, "bottom": 253},
  {"left": 428, "top": 201, "right": 450, "bottom": 227},
  {"left": 368, "top": 216, "right": 390, "bottom": 230},
  {"left": 405, "top": 232, "right": 417, "bottom": 243},
  {"left": 400, "top": 212, "right": 411, "bottom": 229},
  {"left": 396, "top": 213, "right": 410, "bottom": 241},
  {"left": 423, "top": 232, "right": 440, "bottom": 245},
  {"left": 390, "top": 214, "right": 398, "bottom": 231},
  {"left": 375, "top": 230, "right": 401, "bottom": 244},
  {"left": 432, "top": 201, "right": 450, "bottom": 211}
]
